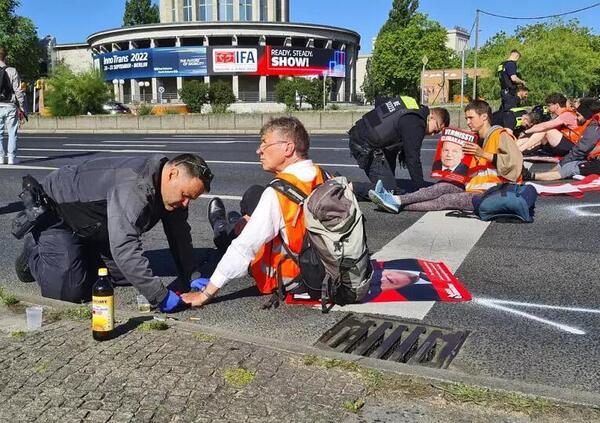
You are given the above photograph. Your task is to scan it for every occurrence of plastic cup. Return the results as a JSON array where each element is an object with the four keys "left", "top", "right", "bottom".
[
  {"left": 26, "top": 306, "right": 43, "bottom": 330},
  {"left": 136, "top": 295, "right": 151, "bottom": 313}
]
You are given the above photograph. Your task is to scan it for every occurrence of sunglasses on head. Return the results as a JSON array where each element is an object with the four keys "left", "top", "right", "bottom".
[{"left": 181, "top": 161, "right": 214, "bottom": 183}]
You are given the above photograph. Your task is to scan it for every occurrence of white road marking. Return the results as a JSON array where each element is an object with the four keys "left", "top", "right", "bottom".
[
  {"left": 474, "top": 298, "right": 586, "bottom": 335},
  {"left": 20, "top": 136, "right": 68, "bottom": 139},
  {"left": 327, "top": 211, "right": 490, "bottom": 319},
  {"left": 476, "top": 298, "right": 600, "bottom": 314},
  {"left": 108, "top": 140, "right": 241, "bottom": 144},
  {"left": 200, "top": 194, "right": 243, "bottom": 201},
  {"left": 0, "top": 164, "right": 58, "bottom": 170},
  {"left": 65, "top": 143, "right": 167, "bottom": 148},
  {"left": 565, "top": 204, "right": 600, "bottom": 217}
]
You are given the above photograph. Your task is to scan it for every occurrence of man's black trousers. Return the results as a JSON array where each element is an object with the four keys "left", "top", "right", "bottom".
[{"left": 29, "top": 217, "right": 125, "bottom": 303}]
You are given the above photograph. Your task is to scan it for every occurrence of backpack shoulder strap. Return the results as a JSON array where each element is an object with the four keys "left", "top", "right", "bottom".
[{"left": 269, "top": 178, "right": 307, "bottom": 205}]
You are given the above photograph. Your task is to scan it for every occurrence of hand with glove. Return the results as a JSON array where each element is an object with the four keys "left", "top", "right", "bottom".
[
  {"left": 190, "top": 277, "right": 210, "bottom": 292},
  {"left": 159, "top": 289, "right": 189, "bottom": 313}
]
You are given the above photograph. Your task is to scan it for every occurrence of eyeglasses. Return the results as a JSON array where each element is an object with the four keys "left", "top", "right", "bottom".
[{"left": 257, "top": 140, "right": 290, "bottom": 152}]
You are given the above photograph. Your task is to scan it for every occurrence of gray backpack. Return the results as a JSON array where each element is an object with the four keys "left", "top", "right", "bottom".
[{"left": 270, "top": 174, "right": 372, "bottom": 312}]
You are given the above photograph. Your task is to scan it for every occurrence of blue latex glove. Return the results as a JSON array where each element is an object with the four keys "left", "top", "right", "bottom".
[
  {"left": 190, "top": 277, "right": 210, "bottom": 292},
  {"left": 159, "top": 290, "right": 186, "bottom": 313}
]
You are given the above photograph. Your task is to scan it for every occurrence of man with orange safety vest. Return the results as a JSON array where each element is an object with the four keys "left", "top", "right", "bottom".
[
  {"left": 524, "top": 98, "right": 600, "bottom": 181},
  {"left": 517, "top": 93, "right": 588, "bottom": 155},
  {"left": 182, "top": 117, "right": 326, "bottom": 307}
]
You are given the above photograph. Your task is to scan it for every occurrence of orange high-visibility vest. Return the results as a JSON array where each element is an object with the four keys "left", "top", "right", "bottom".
[
  {"left": 249, "top": 166, "right": 326, "bottom": 295},
  {"left": 559, "top": 109, "right": 589, "bottom": 144},
  {"left": 465, "top": 126, "right": 522, "bottom": 193},
  {"left": 587, "top": 113, "right": 600, "bottom": 160}
]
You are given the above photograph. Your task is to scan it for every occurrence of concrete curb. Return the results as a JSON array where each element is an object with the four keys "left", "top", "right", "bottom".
[
  {"left": 20, "top": 129, "right": 349, "bottom": 135},
  {"left": 14, "top": 292, "right": 600, "bottom": 408}
]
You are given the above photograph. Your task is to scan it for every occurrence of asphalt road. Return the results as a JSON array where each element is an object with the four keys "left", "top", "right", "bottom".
[{"left": 1, "top": 133, "right": 599, "bottom": 395}]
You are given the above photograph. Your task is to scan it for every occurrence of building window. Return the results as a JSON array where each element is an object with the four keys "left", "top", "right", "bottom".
[
  {"left": 275, "top": 0, "right": 281, "bottom": 21},
  {"left": 239, "top": 0, "right": 252, "bottom": 21},
  {"left": 171, "top": 0, "right": 177, "bottom": 21},
  {"left": 198, "top": 0, "right": 213, "bottom": 21},
  {"left": 218, "top": 0, "right": 233, "bottom": 21},
  {"left": 259, "top": 0, "right": 268, "bottom": 21},
  {"left": 183, "top": 0, "right": 193, "bottom": 21}
]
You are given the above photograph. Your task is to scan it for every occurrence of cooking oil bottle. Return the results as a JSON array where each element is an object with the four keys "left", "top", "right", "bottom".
[{"left": 92, "top": 267, "right": 114, "bottom": 341}]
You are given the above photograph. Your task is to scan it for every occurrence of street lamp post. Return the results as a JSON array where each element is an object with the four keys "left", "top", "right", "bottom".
[{"left": 138, "top": 81, "right": 150, "bottom": 102}]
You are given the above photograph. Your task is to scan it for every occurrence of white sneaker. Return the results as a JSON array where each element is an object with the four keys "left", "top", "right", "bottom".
[
  {"left": 0, "top": 156, "right": 5, "bottom": 165},
  {"left": 7, "top": 156, "right": 18, "bottom": 165}
]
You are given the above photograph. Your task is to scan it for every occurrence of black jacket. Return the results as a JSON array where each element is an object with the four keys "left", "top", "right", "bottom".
[{"left": 42, "top": 155, "right": 197, "bottom": 306}]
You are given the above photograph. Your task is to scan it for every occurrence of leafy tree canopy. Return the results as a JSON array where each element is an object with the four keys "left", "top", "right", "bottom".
[
  {"left": 364, "top": 13, "right": 457, "bottom": 101},
  {"left": 0, "top": 0, "right": 41, "bottom": 80},
  {"left": 379, "top": 0, "right": 419, "bottom": 35},
  {"left": 123, "top": 0, "right": 160, "bottom": 26},
  {"left": 474, "top": 19, "right": 600, "bottom": 103}
]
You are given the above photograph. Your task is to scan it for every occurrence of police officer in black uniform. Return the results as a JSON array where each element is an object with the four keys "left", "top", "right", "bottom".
[
  {"left": 492, "top": 85, "right": 530, "bottom": 135},
  {"left": 498, "top": 49, "right": 526, "bottom": 111},
  {"left": 348, "top": 95, "right": 449, "bottom": 197}
]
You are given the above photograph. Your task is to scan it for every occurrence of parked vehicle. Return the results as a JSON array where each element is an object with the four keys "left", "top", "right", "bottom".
[{"left": 102, "top": 101, "right": 131, "bottom": 114}]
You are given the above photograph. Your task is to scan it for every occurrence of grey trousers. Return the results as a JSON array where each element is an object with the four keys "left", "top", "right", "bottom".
[
  {"left": 399, "top": 182, "right": 476, "bottom": 212},
  {"left": 29, "top": 218, "right": 125, "bottom": 303}
]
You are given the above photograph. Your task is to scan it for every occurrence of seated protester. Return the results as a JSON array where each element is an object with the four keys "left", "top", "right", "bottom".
[
  {"left": 369, "top": 100, "right": 523, "bottom": 213},
  {"left": 513, "top": 111, "right": 543, "bottom": 139},
  {"left": 182, "top": 117, "right": 326, "bottom": 307},
  {"left": 525, "top": 98, "right": 600, "bottom": 181},
  {"left": 517, "top": 93, "right": 585, "bottom": 155}
]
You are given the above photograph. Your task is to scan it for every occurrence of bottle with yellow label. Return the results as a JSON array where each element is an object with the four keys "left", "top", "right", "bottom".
[{"left": 92, "top": 267, "right": 114, "bottom": 341}]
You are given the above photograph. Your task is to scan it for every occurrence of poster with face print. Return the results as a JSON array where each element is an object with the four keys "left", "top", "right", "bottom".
[{"left": 431, "top": 127, "right": 479, "bottom": 185}]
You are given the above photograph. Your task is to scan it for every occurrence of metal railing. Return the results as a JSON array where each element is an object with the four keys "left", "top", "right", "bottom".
[{"left": 237, "top": 91, "right": 260, "bottom": 102}]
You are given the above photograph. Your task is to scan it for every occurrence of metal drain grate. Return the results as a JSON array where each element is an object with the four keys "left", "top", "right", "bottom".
[{"left": 315, "top": 313, "right": 469, "bottom": 368}]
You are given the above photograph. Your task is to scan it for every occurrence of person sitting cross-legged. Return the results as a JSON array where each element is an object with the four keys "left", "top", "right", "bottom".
[{"left": 369, "top": 100, "right": 524, "bottom": 213}]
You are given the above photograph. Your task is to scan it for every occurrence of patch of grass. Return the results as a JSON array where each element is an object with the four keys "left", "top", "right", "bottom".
[
  {"left": 343, "top": 398, "right": 365, "bottom": 414},
  {"left": 192, "top": 332, "right": 217, "bottom": 342},
  {"left": 33, "top": 362, "right": 48, "bottom": 374},
  {"left": 434, "top": 383, "right": 560, "bottom": 415},
  {"left": 137, "top": 321, "right": 169, "bottom": 332},
  {"left": 0, "top": 287, "right": 19, "bottom": 306},
  {"left": 62, "top": 306, "right": 92, "bottom": 320},
  {"left": 10, "top": 330, "right": 25, "bottom": 339},
  {"left": 224, "top": 367, "right": 255, "bottom": 388},
  {"left": 2, "top": 294, "right": 19, "bottom": 306},
  {"left": 302, "top": 355, "right": 360, "bottom": 372}
]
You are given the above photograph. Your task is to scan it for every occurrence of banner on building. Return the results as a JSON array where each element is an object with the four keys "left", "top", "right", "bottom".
[
  {"left": 95, "top": 46, "right": 346, "bottom": 80},
  {"left": 95, "top": 47, "right": 208, "bottom": 80}
]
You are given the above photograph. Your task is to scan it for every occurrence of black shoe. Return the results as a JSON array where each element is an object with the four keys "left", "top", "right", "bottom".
[
  {"left": 208, "top": 197, "right": 226, "bottom": 229},
  {"left": 227, "top": 211, "right": 242, "bottom": 225},
  {"left": 15, "top": 234, "right": 35, "bottom": 283},
  {"left": 521, "top": 166, "right": 535, "bottom": 181}
]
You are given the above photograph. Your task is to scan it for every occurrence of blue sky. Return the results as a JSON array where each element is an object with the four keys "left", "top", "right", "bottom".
[{"left": 17, "top": 0, "right": 600, "bottom": 52}]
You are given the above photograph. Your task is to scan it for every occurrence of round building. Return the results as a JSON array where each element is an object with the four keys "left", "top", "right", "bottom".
[{"left": 54, "top": 0, "right": 360, "bottom": 107}]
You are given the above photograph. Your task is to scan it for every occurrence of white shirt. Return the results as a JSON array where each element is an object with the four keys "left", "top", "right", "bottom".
[
  {"left": 0, "top": 60, "right": 26, "bottom": 112},
  {"left": 210, "top": 159, "right": 316, "bottom": 288}
]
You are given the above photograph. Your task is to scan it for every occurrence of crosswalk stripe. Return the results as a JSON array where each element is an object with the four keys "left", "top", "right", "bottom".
[{"left": 326, "top": 211, "right": 490, "bottom": 319}]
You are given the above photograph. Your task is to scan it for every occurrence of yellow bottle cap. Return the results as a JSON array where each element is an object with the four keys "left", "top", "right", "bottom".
[{"left": 98, "top": 268, "right": 108, "bottom": 276}]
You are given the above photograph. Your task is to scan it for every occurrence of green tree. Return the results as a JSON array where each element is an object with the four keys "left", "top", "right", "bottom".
[
  {"left": 44, "top": 65, "right": 111, "bottom": 116},
  {"left": 475, "top": 20, "right": 600, "bottom": 104},
  {"left": 0, "top": 0, "right": 41, "bottom": 80},
  {"left": 208, "top": 81, "right": 236, "bottom": 113},
  {"left": 178, "top": 80, "right": 209, "bottom": 113},
  {"left": 366, "top": 13, "right": 456, "bottom": 100},
  {"left": 123, "top": 0, "right": 160, "bottom": 26},
  {"left": 275, "top": 78, "right": 298, "bottom": 110},
  {"left": 378, "top": 0, "right": 419, "bottom": 35}
]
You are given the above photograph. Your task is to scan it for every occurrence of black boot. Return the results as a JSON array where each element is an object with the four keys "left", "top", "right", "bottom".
[
  {"left": 208, "top": 198, "right": 226, "bottom": 229},
  {"left": 15, "top": 234, "right": 35, "bottom": 283}
]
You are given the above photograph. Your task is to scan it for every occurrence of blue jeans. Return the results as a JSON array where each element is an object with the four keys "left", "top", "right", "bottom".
[{"left": 0, "top": 105, "right": 18, "bottom": 158}]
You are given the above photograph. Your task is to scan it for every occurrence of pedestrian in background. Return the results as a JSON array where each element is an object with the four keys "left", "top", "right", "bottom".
[{"left": 0, "top": 47, "right": 27, "bottom": 165}]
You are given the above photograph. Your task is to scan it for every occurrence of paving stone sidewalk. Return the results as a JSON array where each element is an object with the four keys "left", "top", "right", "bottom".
[{"left": 0, "top": 306, "right": 598, "bottom": 423}]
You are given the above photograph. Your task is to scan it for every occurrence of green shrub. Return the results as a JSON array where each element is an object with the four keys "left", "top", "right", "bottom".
[
  {"left": 275, "top": 78, "right": 299, "bottom": 111},
  {"left": 44, "top": 64, "right": 111, "bottom": 116},
  {"left": 178, "top": 80, "right": 209, "bottom": 113},
  {"left": 209, "top": 81, "right": 236, "bottom": 113},
  {"left": 275, "top": 77, "right": 330, "bottom": 111},
  {"left": 137, "top": 102, "right": 153, "bottom": 115}
]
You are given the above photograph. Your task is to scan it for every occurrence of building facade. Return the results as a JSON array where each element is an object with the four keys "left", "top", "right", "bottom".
[{"left": 53, "top": 0, "right": 359, "bottom": 105}]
